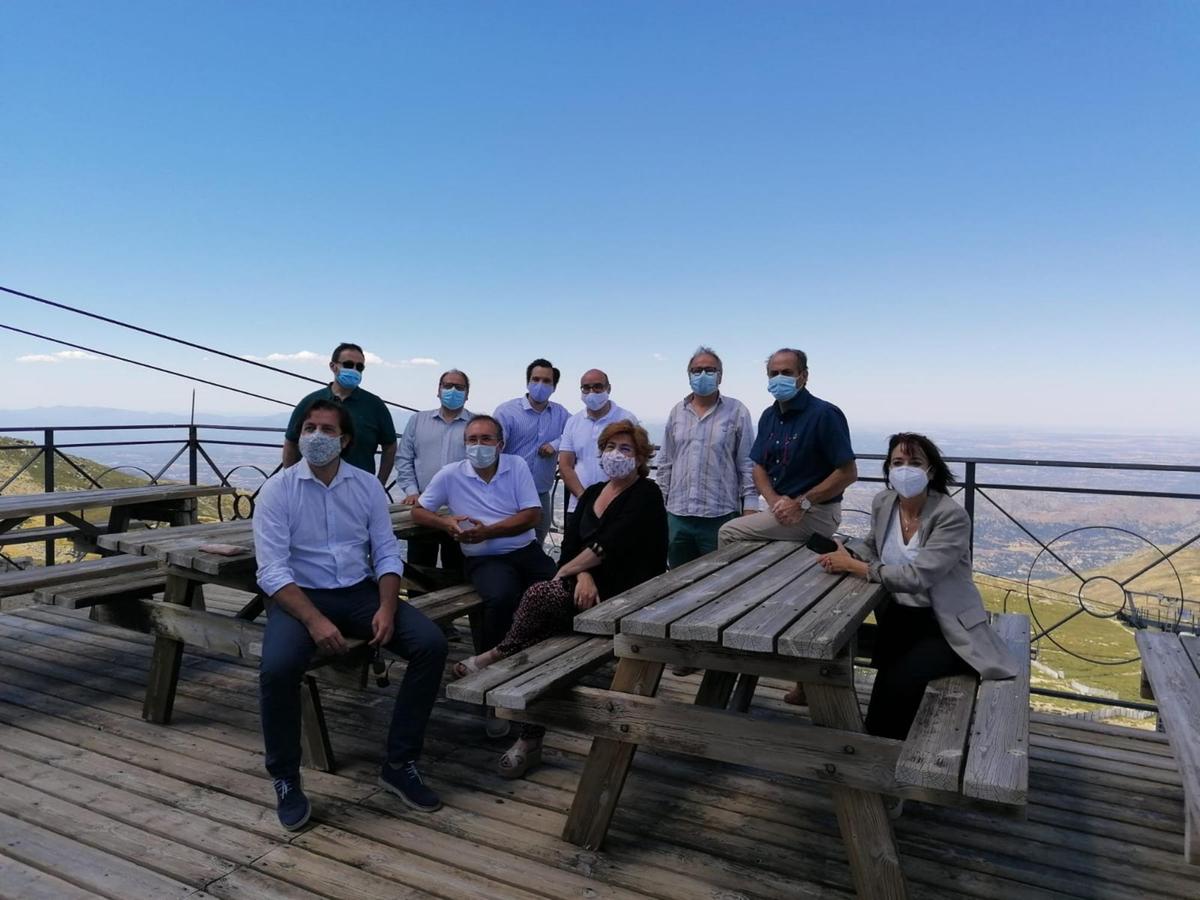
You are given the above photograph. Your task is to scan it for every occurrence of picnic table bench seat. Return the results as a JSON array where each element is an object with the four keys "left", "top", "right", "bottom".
[
  {"left": 0, "top": 554, "right": 157, "bottom": 599},
  {"left": 0, "top": 523, "right": 113, "bottom": 547},
  {"left": 33, "top": 570, "right": 167, "bottom": 609},
  {"left": 1136, "top": 630, "right": 1200, "bottom": 864}
]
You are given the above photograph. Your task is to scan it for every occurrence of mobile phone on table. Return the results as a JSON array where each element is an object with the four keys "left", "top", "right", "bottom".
[{"left": 805, "top": 533, "right": 839, "bottom": 555}]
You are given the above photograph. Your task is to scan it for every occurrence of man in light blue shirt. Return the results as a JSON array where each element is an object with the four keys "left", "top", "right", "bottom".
[
  {"left": 412, "top": 415, "right": 556, "bottom": 668},
  {"left": 493, "top": 358, "right": 569, "bottom": 544},
  {"left": 397, "top": 369, "right": 476, "bottom": 579},
  {"left": 254, "top": 399, "right": 448, "bottom": 829},
  {"left": 559, "top": 368, "right": 638, "bottom": 513}
]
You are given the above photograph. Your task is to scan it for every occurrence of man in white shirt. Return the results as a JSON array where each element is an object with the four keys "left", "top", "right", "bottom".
[
  {"left": 411, "top": 415, "right": 556, "bottom": 721},
  {"left": 558, "top": 368, "right": 638, "bottom": 513},
  {"left": 254, "top": 399, "right": 448, "bottom": 830}
]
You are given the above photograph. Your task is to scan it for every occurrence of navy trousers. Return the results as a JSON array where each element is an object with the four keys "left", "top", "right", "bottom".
[
  {"left": 464, "top": 541, "right": 558, "bottom": 651},
  {"left": 258, "top": 579, "right": 448, "bottom": 779}
]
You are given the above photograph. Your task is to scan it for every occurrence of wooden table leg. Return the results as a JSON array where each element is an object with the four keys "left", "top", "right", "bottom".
[
  {"left": 562, "top": 658, "right": 664, "bottom": 849},
  {"left": 694, "top": 670, "right": 738, "bottom": 708},
  {"left": 299, "top": 675, "right": 335, "bottom": 772},
  {"left": 805, "top": 679, "right": 908, "bottom": 900},
  {"left": 729, "top": 674, "right": 759, "bottom": 713},
  {"left": 143, "top": 572, "right": 201, "bottom": 724}
]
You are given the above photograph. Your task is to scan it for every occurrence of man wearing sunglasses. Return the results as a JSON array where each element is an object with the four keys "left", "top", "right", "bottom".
[{"left": 282, "top": 342, "right": 398, "bottom": 485}]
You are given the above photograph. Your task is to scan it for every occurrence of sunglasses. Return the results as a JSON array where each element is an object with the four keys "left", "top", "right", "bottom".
[{"left": 338, "top": 360, "right": 366, "bottom": 372}]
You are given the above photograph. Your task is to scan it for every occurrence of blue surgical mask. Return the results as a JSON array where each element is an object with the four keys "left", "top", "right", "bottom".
[
  {"left": 441, "top": 387, "right": 466, "bottom": 410},
  {"left": 582, "top": 391, "right": 610, "bottom": 412},
  {"left": 335, "top": 368, "right": 362, "bottom": 390},
  {"left": 528, "top": 381, "right": 554, "bottom": 403},
  {"left": 465, "top": 444, "right": 498, "bottom": 469},
  {"left": 767, "top": 375, "right": 799, "bottom": 403},
  {"left": 689, "top": 371, "right": 719, "bottom": 397}
]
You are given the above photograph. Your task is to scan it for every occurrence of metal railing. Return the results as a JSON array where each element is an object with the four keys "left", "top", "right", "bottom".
[{"left": 3, "top": 422, "right": 1198, "bottom": 719}]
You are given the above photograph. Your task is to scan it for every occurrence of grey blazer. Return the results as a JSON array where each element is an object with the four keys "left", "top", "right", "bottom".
[{"left": 855, "top": 489, "right": 1018, "bottom": 680}]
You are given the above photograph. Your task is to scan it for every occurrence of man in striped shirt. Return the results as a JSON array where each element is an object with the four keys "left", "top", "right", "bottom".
[
  {"left": 656, "top": 347, "right": 758, "bottom": 568},
  {"left": 493, "top": 358, "right": 570, "bottom": 545}
]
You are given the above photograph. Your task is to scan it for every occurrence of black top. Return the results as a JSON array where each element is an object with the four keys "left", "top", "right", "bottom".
[{"left": 560, "top": 477, "right": 668, "bottom": 602}]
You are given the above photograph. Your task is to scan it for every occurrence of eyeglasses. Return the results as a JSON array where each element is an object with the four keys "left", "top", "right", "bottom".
[
  {"left": 580, "top": 382, "right": 608, "bottom": 393},
  {"left": 338, "top": 360, "right": 366, "bottom": 372},
  {"left": 689, "top": 367, "right": 719, "bottom": 375}
]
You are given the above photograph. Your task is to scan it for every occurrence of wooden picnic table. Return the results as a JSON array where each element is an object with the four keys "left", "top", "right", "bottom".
[
  {"left": 476, "top": 540, "right": 1030, "bottom": 900},
  {"left": 0, "top": 484, "right": 233, "bottom": 549}
]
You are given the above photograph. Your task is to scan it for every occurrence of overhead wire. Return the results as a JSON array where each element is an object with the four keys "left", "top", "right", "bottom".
[{"left": 1, "top": 284, "right": 419, "bottom": 412}]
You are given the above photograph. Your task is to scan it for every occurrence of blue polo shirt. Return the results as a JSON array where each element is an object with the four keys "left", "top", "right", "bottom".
[{"left": 749, "top": 389, "right": 855, "bottom": 502}]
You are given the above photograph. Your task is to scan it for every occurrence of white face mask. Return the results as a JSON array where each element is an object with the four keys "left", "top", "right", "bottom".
[
  {"left": 889, "top": 465, "right": 929, "bottom": 498},
  {"left": 600, "top": 450, "right": 637, "bottom": 480}
]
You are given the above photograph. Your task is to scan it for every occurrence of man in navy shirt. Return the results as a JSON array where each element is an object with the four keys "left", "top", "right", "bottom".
[{"left": 719, "top": 348, "right": 858, "bottom": 546}]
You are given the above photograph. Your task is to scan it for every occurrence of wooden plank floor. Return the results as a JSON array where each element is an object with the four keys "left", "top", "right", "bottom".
[{"left": 0, "top": 597, "right": 1194, "bottom": 900}]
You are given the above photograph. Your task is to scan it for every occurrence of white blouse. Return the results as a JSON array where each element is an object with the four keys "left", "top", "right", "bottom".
[{"left": 881, "top": 506, "right": 928, "bottom": 607}]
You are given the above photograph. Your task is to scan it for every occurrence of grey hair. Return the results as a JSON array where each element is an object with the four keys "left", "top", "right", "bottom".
[
  {"left": 439, "top": 368, "right": 470, "bottom": 391},
  {"left": 687, "top": 346, "right": 723, "bottom": 372},
  {"left": 766, "top": 348, "right": 808, "bottom": 371}
]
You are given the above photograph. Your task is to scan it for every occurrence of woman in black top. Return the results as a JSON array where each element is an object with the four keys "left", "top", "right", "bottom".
[{"left": 453, "top": 420, "right": 667, "bottom": 776}]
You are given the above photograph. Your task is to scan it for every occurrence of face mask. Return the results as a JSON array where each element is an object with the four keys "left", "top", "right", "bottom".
[
  {"left": 441, "top": 387, "right": 466, "bottom": 410},
  {"left": 582, "top": 391, "right": 610, "bottom": 412},
  {"left": 890, "top": 465, "right": 930, "bottom": 498},
  {"left": 767, "top": 374, "right": 799, "bottom": 402},
  {"left": 299, "top": 432, "right": 343, "bottom": 467},
  {"left": 689, "top": 371, "right": 719, "bottom": 397},
  {"left": 528, "top": 381, "right": 554, "bottom": 403},
  {"left": 465, "top": 444, "right": 498, "bottom": 469},
  {"left": 335, "top": 368, "right": 361, "bottom": 389},
  {"left": 600, "top": 450, "right": 637, "bottom": 480}
]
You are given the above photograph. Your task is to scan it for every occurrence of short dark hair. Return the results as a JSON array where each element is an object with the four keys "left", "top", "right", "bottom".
[
  {"left": 883, "top": 432, "right": 955, "bottom": 494},
  {"left": 331, "top": 342, "right": 364, "bottom": 363},
  {"left": 302, "top": 398, "right": 355, "bottom": 449},
  {"left": 767, "top": 348, "right": 808, "bottom": 372},
  {"left": 466, "top": 414, "right": 503, "bottom": 443},
  {"left": 440, "top": 368, "right": 470, "bottom": 391},
  {"left": 526, "top": 358, "right": 561, "bottom": 386}
]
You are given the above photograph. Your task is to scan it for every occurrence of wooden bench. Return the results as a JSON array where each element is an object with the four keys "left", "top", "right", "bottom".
[
  {"left": 895, "top": 612, "right": 1031, "bottom": 808},
  {"left": 0, "top": 523, "right": 111, "bottom": 547},
  {"left": 1137, "top": 630, "right": 1200, "bottom": 863},
  {"left": 0, "top": 555, "right": 157, "bottom": 599},
  {"left": 446, "top": 635, "right": 615, "bottom": 709},
  {"left": 33, "top": 571, "right": 167, "bottom": 609}
]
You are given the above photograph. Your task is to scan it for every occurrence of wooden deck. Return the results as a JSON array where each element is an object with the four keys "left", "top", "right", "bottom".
[{"left": 0, "top": 595, "right": 1194, "bottom": 900}]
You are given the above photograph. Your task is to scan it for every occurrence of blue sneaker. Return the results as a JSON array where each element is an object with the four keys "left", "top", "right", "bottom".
[
  {"left": 272, "top": 775, "right": 311, "bottom": 831},
  {"left": 379, "top": 761, "right": 442, "bottom": 812}
]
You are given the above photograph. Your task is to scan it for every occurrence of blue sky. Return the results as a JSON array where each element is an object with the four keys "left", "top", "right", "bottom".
[{"left": 2, "top": 1, "right": 1197, "bottom": 436}]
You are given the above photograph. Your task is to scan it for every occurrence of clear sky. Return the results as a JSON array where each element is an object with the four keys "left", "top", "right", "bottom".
[{"left": 2, "top": 2, "right": 1197, "bottom": 435}]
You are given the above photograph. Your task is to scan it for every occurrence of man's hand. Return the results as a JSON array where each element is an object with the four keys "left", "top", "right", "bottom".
[
  {"left": 307, "top": 615, "right": 349, "bottom": 655},
  {"left": 574, "top": 572, "right": 600, "bottom": 611},
  {"left": 537, "top": 442, "right": 556, "bottom": 458},
  {"left": 402, "top": 493, "right": 420, "bottom": 506},
  {"left": 370, "top": 605, "right": 395, "bottom": 647},
  {"left": 450, "top": 515, "right": 488, "bottom": 543},
  {"left": 771, "top": 496, "right": 806, "bottom": 526}
]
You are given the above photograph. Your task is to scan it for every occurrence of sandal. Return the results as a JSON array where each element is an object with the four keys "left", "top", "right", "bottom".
[
  {"left": 496, "top": 741, "right": 542, "bottom": 779},
  {"left": 453, "top": 656, "right": 482, "bottom": 679}
]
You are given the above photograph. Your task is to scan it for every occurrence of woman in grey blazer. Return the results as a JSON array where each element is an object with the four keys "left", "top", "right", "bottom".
[{"left": 819, "top": 432, "right": 1018, "bottom": 739}]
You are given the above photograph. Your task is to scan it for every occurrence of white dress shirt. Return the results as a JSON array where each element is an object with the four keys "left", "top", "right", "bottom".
[
  {"left": 254, "top": 459, "right": 404, "bottom": 597},
  {"left": 416, "top": 454, "right": 542, "bottom": 557},
  {"left": 559, "top": 402, "right": 639, "bottom": 511},
  {"left": 493, "top": 395, "right": 569, "bottom": 494}
]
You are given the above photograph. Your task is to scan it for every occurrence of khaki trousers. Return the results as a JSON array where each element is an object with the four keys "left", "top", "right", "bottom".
[{"left": 717, "top": 501, "right": 841, "bottom": 546}]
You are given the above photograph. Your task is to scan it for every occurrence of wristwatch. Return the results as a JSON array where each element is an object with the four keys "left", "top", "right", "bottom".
[{"left": 799, "top": 496, "right": 813, "bottom": 512}]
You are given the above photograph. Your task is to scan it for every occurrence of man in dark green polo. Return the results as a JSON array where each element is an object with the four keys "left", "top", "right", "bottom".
[{"left": 282, "top": 342, "right": 398, "bottom": 485}]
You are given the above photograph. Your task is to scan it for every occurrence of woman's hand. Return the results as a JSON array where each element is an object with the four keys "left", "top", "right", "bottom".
[
  {"left": 574, "top": 571, "right": 600, "bottom": 611},
  {"left": 819, "top": 540, "right": 856, "bottom": 574}
]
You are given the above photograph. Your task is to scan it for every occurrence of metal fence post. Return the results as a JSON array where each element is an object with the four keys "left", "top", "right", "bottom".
[
  {"left": 43, "top": 428, "right": 55, "bottom": 566},
  {"left": 188, "top": 425, "right": 199, "bottom": 485},
  {"left": 963, "top": 460, "right": 977, "bottom": 558}
]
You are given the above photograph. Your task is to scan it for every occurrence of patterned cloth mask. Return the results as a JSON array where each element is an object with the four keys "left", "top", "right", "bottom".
[
  {"left": 600, "top": 450, "right": 637, "bottom": 480},
  {"left": 299, "top": 432, "right": 343, "bottom": 467}
]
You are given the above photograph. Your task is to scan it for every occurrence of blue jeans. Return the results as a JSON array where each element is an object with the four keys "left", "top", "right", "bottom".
[
  {"left": 258, "top": 580, "right": 448, "bottom": 778},
  {"left": 464, "top": 541, "right": 558, "bottom": 651}
]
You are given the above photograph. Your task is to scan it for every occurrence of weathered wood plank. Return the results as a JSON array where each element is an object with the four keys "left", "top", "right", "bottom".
[
  {"left": 613, "top": 633, "right": 853, "bottom": 686},
  {"left": 0, "top": 555, "right": 157, "bottom": 598},
  {"left": 572, "top": 541, "right": 763, "bottom": 635},
  {"left": 963, "top": 613, "right": 1031, "bottom": 806},
  {"left": 895, "top": 674, "right": 978, "bottom": 794},
  {"left": 0, "top": 856, "right": 101, "bottom": 900},
  {"left": 669, "top": 546, "right": 822, "bottom": 641},
  {"left": 34, "top": 572, "right": 165, "bottom": 608},
  {"left": 720, "top": 561, "right": 843, "bottom": 652},
  {"left": 445, "top": 634, "right": 593, "bottom": 705},
  {"left": 488, "top": 638, "right": 614, "bottom": 710},
  {"left": 775, "top": 575, "right": 886, "bottom": 660},
  {"left": 0, "top": 484, "right": 231, "bottom": 520},
  {"left": 619, "top": 542, "right": 797, "bottom": 638}
]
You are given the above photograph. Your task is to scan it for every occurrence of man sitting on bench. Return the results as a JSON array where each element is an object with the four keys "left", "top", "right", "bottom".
[{"left": 254, "top": 399, "right": 448, "bottom": 830}]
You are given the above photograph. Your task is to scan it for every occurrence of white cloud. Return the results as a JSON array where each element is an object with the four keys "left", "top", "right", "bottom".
[
  {"left": 651, "top": 352, "right": 667, "bottom": 361},
  {"left": 245, "top": 349, "right": 438, "bottom": 369},
  {"left": 17, "top": 350, "right": 104, "bottom": 363},
  {"left": 400, "top": 357, "right": 439, "bottom": 367},
  {"left": 243, "top": 350, "right": 324, "bottom": 364}
]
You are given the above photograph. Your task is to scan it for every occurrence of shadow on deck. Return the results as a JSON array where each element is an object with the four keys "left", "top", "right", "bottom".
[{"left": 0, "top": 592, "right": 1192, "bottom": 900}]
